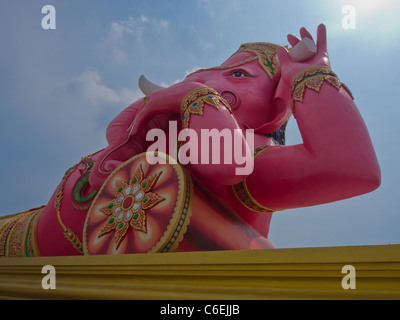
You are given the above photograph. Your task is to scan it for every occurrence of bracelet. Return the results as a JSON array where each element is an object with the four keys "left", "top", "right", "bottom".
[
  {"left": 180, "top": 87, "right": 232, "bottom": 129},
  {"left": 290, "top": 66, "right": 354, "bottom": 114},
  {"left": 232, "top": 146, "right": 280, "bottom": 214}
]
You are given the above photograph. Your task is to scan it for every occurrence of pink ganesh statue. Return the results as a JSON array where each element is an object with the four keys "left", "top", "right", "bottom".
[{"left": 0, "top": 24, "right": 380, "bottom": 257}]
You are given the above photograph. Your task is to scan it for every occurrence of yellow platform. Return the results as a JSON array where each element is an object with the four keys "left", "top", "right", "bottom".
[{"left": 0, "top": 244, "right": 399, "bottom": 299}]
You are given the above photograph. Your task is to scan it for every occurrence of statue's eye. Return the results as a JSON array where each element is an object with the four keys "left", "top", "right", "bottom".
[{"left": 230, "top": 70, "right": 252, "bottom": 78}]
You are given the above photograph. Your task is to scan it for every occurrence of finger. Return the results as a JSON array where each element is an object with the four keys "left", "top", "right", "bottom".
[
  {"left": 287, "top": 34, "right": 300, "bottom": 48},
  {"left": 300, "top": 27, "right": 314, "bottom": 41},
  {"left": 276, "top": 46, "right": 291, "bottom": 65},
  {"left": 316, "top": 23, "right": 327, "bottom": 52}
]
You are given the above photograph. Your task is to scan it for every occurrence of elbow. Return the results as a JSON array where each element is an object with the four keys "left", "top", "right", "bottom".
[
  {"left": 328, "top": 144, "right": 381, "bottom": 196},
  {"left": 344, "top": 158, "right": 381, "bottom": 197},
  {"left": 362, "top": 164, "right": 381, "bottom": 193},
  {"left": 356, "top": 149, "right": 381, "bottom": 194},
  {"left": 316, "top": 152, "right": 381, "bottom": 201}
]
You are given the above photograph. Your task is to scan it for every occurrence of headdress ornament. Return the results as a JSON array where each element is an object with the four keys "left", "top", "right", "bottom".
[
  {"left": 187, "top": 42, "right": 281, "bottom": 80},
  {"left": 229, "top": 42, "right": 281, "bottom": 80}
]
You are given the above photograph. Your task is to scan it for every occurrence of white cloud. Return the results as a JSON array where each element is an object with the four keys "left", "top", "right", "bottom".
[
  {"left": 107, "top": 15, "right": 169, "bottom": 44},
  {"left": 140, "top": 14, "right": 149, "bottom": 23},
  {"left": 68, "top": 68, "right": 142, "bottom": 109},
  {"left": 159, "top": 19, "right": 169, "bottom": 29},
  {"left": 14, "top": 68, "right": 144, "bottom": 154},
  {"left": 104, "top": 14, "right": 170, "bottom": 63},
  {"left": 108, "top": 16, "right": 148, "bottom": 44}
]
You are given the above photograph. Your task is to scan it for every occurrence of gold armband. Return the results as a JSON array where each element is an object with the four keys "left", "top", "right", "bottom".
[
  {"left": 180, "top": 87, "right": 232, "bottom": 129},
  {"left": 232, "top": 146, "right": 279, "bottom": 214},
  {"left": 290, "top": 66, "right": 354, "bottom": 114}
]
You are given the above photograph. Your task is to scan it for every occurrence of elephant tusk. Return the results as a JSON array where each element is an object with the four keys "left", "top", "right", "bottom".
[{"left": 138, "top": 75, "right": 165, "bottom": 96}]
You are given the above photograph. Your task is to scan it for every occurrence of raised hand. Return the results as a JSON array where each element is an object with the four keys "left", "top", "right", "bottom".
[
  {"left": 274, "top": 24, "right": 331, "bottom": 110},
  {"left": 277, "top": 24, "right": 330, "bottom": 86}
]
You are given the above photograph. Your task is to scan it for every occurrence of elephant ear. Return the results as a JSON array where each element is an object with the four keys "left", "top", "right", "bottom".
[{"left": 253, "top": 97, "right": 291, "bottom": 134}]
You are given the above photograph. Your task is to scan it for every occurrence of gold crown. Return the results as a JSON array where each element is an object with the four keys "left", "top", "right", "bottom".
[
  {"left": 186, "top": 42, "right": 281, "bottom": 80},
  {"left": 232, "top": 42, "right": 281, "bottom": 80}
]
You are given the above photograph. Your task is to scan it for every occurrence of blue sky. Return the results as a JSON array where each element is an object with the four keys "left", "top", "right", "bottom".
[{"left": 0, "top": 0, "right": 399, "bottom": 248}]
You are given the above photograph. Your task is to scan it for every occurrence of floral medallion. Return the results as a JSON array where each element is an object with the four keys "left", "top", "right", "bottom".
[
  {"left": 83, "top": 152, "right": 193, "bottom": 255},
  {"left": 97, "top": 164, "right": 164, "bottom": 249}
]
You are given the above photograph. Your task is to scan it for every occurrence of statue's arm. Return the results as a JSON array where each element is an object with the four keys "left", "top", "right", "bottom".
[
  {"left": 133, "top": 84, "right": 253, "bottom": 186},
  {"left": 177, "top": 87, "right": 253, "bottom": 186},
  {"left": 244, "top": 83, "right": 380, "bottom": 211},
  {"left": 235, "top": 25, "right": 380, "bottom": 211}
]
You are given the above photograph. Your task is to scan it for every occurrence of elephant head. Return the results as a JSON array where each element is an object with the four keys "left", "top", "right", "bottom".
[
  {"left": 90, "top": 42, "right": 294, "bottom": 191},
  {"left": 139, "top": 42, "right": 291, "bottom": 141}
]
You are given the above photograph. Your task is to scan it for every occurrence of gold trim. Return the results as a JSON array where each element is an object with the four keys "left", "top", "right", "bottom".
[
  {"left": 232, "top": 180, "right": 276, "bottom": 214},
  {"left": 54, "top": 164, "right": 84, "bottom": 254},
  {"left": 26, "top": 209, "right": 41, "bottom": 257},
  {"left": 83, "top": 152, "right": 194, "bottom": 254},
  {"left": 151, "top": 161, "right": 193, "bottom": 253},
  {"left": 290, "top": 66, "right": 354, "bottom": 114},
  {"left": 180, "top": 87, "right": 232, "bottom": 129},
  {"left": 0, "top": 244, "right": 399, "bottom": 299},
  {"left": 187, "top": 42, "right": 281, "bottom": 80},
  {"left": 232, "top": 146, "right": 280, "bottom": 213},
  {"left": 97, "top": 164, "right": 165, "bottom": 249},
  {"left": 6, "top": 212, "right": 32, "bottom": 258},
  {"left": 0, "top": 213, "right": 28, "bottom": 257},
  {"left": 0, "top": 207, "right": 43, "bottom": 258},
  {"left": 54, "top": 156, "right": 96, "bottom": 255},
  {"left": 234, "top": 42, "right": 281, "bottom": 80}
]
